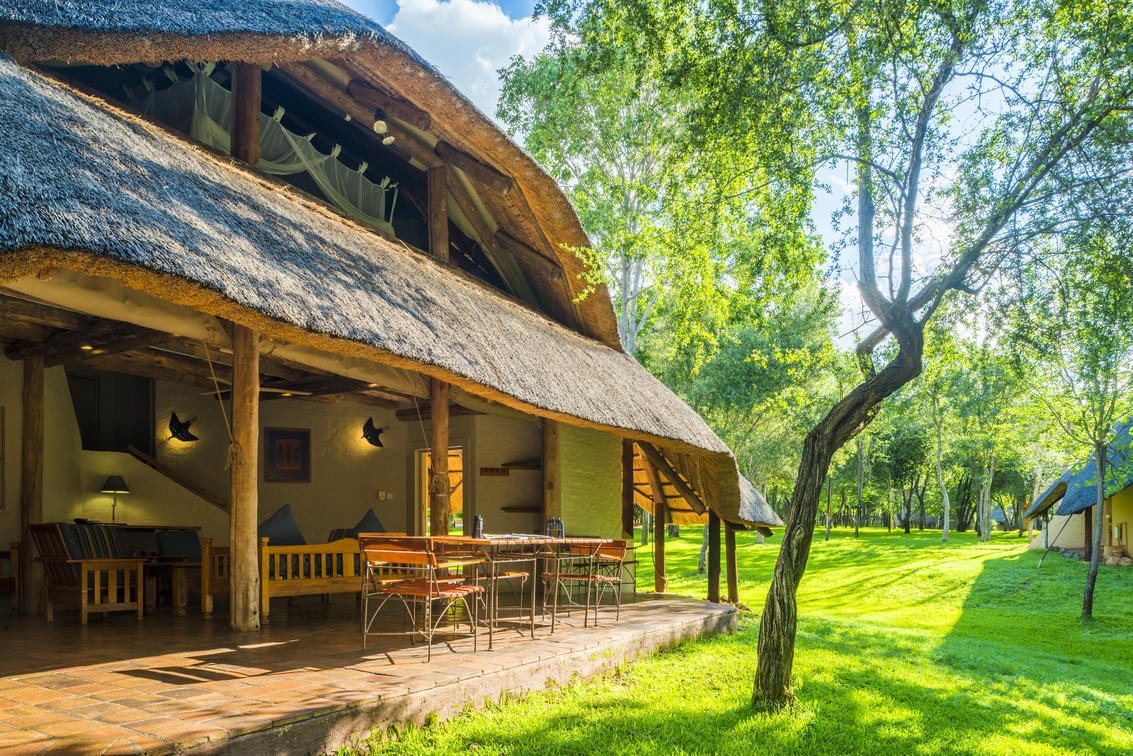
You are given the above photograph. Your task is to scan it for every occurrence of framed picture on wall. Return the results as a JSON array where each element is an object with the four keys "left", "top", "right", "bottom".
[{"left": 264, "top": 428, "right": 311, "bottom": 482}]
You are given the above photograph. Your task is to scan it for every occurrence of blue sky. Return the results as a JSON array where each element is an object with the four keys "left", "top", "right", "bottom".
[
  {"left": 341, "top": 0, "right": 551, "bottom": 116},
  {"left": 345, "top": 0, "right": 536, "bottom": 26}
]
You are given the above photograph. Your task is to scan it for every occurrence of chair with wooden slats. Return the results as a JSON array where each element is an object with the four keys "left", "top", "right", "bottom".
[
  {"left": 358, "top": 536, "right": 484, "bottom": 660},
  {"left": 30, "top": 523, "right": 144, "bottom": 624}
]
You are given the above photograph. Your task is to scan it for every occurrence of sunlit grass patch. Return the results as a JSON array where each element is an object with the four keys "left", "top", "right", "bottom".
[{"left": 353, "top": 528, "right": 1133, "bottom": 755}]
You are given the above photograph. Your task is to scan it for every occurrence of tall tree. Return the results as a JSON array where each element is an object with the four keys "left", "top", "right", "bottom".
[
  {"left": 538, "top": 0, "right": 1133, "bottom": 707},
  {"left": 1007, "top": 231, "right": 1133, "bottom": 617}
]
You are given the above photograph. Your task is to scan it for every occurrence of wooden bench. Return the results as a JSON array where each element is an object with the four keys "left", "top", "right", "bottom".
[
  {"left": 203, "top": 537, "right": 408, "bottom": 622},
  {"left": 29, "top": 523, "right": 144, "bottom": 624}
]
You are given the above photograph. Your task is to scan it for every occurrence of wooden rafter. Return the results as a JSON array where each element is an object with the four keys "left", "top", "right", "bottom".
[
  {"left": 434, "top": 141, "right": 514, "bottom": 195},
  {"left": 639, "top": 442, "right": 707, "bottom": 515},
  {"left": 346, "top": 78, "right": 431, "bottom": 130},
  {"left": 0, "top": 291, "right": 90, "bottom": 331},
  {"left": 394, "top": 403, "right": 484, "bottom": 421},
  {"left": 278, "top": 62, "right": 442, "bottom": 169},
  {"left": 4, "top": 320, "right": 168, "bottom": 366},
  {"left": 496, "top": 230, "right": 563, "bottom": 282}
]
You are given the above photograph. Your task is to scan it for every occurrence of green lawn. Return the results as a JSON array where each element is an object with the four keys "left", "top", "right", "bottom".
[{"left": 355, "top": 528, "right": 1133, "bottom": 755}]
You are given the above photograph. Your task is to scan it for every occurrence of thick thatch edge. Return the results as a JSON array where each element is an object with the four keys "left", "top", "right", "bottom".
[
  {"left": 0, "top": 249, "right": 772, "bottom": 528},
  {"left": 0, "top": 21, "right": 623, "bottom": 349},
  {"left": 0, "top": 248, "right": 778, "bottom": 526}
]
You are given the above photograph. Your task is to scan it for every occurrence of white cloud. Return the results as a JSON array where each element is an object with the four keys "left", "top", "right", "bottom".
[{"left": 386, "top": 0, "right": 551, "bottom": 117}]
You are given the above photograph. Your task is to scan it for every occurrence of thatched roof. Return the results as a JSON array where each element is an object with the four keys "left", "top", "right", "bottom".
[
  {"left": 0, "top": 54, "right": 778, "bottom": 528},
  {"left": 0, "top": 0, "right": 621, "bottom": 347},
  {"left": 1023, "top": 420, "right": 1133, "bottom": 520}
]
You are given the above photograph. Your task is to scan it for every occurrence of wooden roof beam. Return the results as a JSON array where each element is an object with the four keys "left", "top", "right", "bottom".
[
  {"left": 277, "top": 62, "right": 442, "bottom": 169},
  {"left": 0, "top": 291, "right": 92, "bottom": 331},
  {"left": 434, "top": 141, "right": 513, "bottom": 195},
  {"left": 496, "top": 230, "right": 563, "bottom": 282},
  {"left": 639, "top": 442, "right": 707, "bottom": 515},
  {"left": 4, "top": 320, "right": 168, "bottom": 365},
  {"left": 347, "top": 79, "right": 431, "bottom": 131},
  {"left": 394, "top": 403, "right": 485, "bottom": 421}
]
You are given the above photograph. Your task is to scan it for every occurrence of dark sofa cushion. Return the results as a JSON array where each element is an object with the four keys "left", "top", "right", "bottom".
[
  {"left": 117, "top": 529, "right": 159, "bottom": 558},
  {"left": 74, "top": 524, "right": 121, "bottom": 559},
  {"left": 258, "top": 504, "right": 306, "bottom": 546},
  {"left": 156, "top": 530, "right": 202, "bottom": 561},
  {"left": 353, "top": 508, "right": 386, "bottom": 536}
]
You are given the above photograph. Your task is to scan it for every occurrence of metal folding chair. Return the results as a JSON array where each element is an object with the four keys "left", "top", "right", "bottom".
[{"left": 359, "top": 536, "right": 484, "bottom": 660}]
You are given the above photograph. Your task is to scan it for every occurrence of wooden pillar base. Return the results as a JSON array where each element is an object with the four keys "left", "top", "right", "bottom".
[
  {"left": 707, "top": 511, "right": 721, "bottom": 603},
  {"left": 725, "top": 523, "right": 739, "bottom": 603}
]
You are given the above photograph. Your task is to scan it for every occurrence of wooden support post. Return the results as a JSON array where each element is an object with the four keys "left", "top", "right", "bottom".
[
  {"left": 654, "top": 498, "right": 666, "bottom": 593},
  {"left": 229, "top": 325, "right": 260, "bottom": 632},
  {"left": 231, "top": 63, "right": 262, "bottom": 165},
  {"left": 707, "top": 510, "right": 721, "bottom": 603},
  {"left": 640, "top": 449, "right": 666, "bottom": 592},
  {"left": 429, "top": 379, "right": 450, "bottom": 536},
  {"left": 725, "top": 522, "right": 739, "bottom": 603},
  {"left": 621, "top": 439, "right": 635, "bottom": 537},
  {"left": 19, "top": 356, "right": 44, "bottom": 615},
  {"left": 543, "top": 419, "right": 561, "bottom": 527},
  {"left": 428, "top": 165, "right": 449, "bottom": 263}
]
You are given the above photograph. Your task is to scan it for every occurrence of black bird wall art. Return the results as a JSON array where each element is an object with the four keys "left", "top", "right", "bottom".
[
  {"left": 362, "top": 417, "right": 384, "bottom": 447},
  {"left": 168, "top": 412, "right": 199, "bottom": 442}
]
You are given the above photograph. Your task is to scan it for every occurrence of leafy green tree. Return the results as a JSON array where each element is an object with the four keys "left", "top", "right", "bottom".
[
  {"left": 1006, "top": 230, "right": 1133, "bottom": 617},
  {"left": 537, "top": 0, "right": 1133, "bottom": 706}
]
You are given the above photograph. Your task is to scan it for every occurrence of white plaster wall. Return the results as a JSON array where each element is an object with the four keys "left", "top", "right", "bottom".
[{"left": 560, "top": 424, "right": 622, "bottom": 539}]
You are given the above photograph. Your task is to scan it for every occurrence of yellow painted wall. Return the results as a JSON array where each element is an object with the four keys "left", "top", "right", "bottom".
[
  {"left": 0, "top": 361, "right": 626, "bottom": 549},
  {"left": 1028, "top": 513, "right": 1086, "bottom": 550},
  {"left": 0, "top": 367, "right": 410, "bottom": 547},
  {"left": 1105, "top": 485, "right": 1132, "bottom": 555},
  {"left": 560, "top": 424, "right": 622, "bottom": 539}
]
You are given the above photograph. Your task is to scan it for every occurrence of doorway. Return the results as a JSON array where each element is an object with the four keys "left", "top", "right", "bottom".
[{"left": 414, "top": 447, "right": 465, "bottom": 535}]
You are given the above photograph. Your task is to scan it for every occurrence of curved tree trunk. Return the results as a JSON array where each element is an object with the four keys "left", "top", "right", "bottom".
[
  {"left": 934, "top": 411, "right": 950, "bottom": 542},
  {"left": 1082, "top": 442, "right": 1107, "bottom": 618},
  {"left": 855, "top": 438, "right": 864, "bottom": 538},
  {"left": 753, "top": 330, "right": 922, "bottom": 709}
]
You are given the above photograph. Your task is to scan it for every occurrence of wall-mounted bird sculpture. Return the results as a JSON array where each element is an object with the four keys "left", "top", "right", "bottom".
[
  {"left": 362, "top": 417, "right": 384, "bottom": 447},
  {"left": 169, "top": 412, "right": 199, "bottom": 442}
]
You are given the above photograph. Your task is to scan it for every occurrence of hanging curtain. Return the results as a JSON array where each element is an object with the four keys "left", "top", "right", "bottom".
[{"left": 134, "top": 64, "right": 398, "bottom": 237}]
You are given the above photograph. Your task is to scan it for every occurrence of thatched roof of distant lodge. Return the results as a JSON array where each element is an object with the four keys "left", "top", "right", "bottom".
[
  {"left": 1024, "top": 420, "right": 1133, "bottom": 520},
  {"left": 0, "top": 50, "right": 782, "bottom": 529}
]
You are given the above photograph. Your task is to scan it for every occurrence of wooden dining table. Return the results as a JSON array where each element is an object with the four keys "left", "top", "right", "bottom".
[{"left": 430, "top": 534, "right": 613, "bottom": 648}]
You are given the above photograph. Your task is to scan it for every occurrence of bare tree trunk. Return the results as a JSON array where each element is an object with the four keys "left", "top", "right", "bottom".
[
  {"left": 979, "top": 455, "right": 996, "bottom": 542},
  {"left": 855, "top": 438, "right": 864, "bottom": 538},
  {"left": 824, "top": 478, "right": 832, "bottom": 541},
  {"left": 698, "top": 524, "right": 709, "bottom": 574},
  {"left": 1083, "top": 443, "right": 1106, "bottom": 618},
  {"left": 1024, "top": 466, "right": 1042, "bottom": 538},
  {"left": 641, "top": 510, "right": 650, "bottom": 546},
  {"left": 933, "top": 407, "right": 951, "bottom": 542}
]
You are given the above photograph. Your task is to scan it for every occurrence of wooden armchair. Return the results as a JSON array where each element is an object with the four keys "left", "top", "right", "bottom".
[{"left": 29, "top": 523, "right": 144, "bottom": 624}]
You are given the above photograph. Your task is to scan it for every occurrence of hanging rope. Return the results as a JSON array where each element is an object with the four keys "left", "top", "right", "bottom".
[{"left": 202, "top": 338, "right": 242, "bottom": 471}]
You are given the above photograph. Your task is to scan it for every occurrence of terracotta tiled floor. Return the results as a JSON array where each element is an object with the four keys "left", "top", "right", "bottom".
[{"left": 0, "top": 595, "right": 735, "bottom": 754}]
